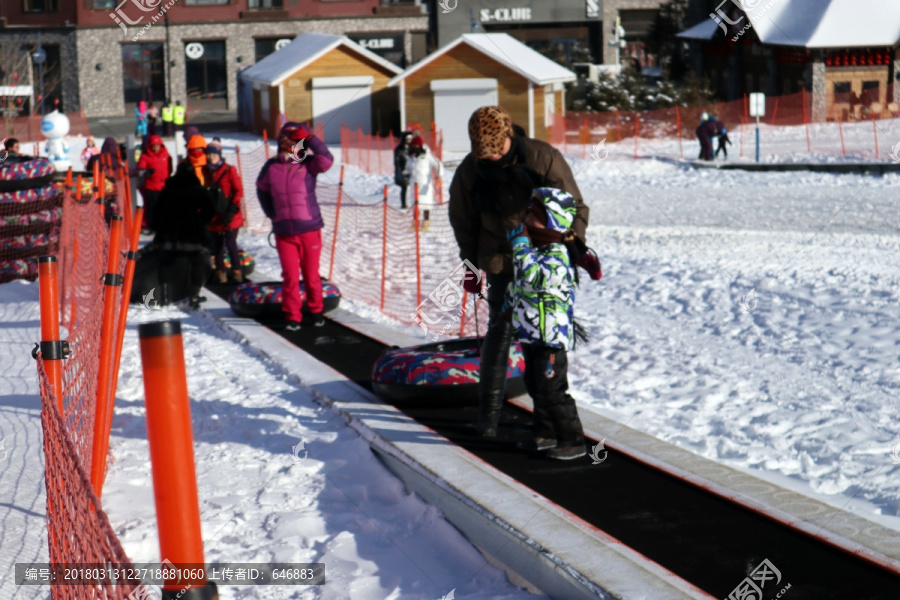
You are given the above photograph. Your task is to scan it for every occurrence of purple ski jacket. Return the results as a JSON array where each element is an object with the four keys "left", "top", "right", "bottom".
[{"left": 256, "top": 135, "right": 334, "bottom": 236}]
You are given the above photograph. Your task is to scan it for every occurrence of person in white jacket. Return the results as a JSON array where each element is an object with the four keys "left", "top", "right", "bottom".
[{"left": 403, "top": 136, "right": 444, "bottom": 231}]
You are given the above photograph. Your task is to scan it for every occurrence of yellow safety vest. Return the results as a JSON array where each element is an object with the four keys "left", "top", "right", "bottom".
[
  {"left": 161, "top": 105, "right": 174, "bottom": 122},
  {"left": 173, "top": 105, "right": 186, "bottom": 125}
]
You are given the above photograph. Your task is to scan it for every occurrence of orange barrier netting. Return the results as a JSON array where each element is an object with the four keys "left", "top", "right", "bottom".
[
  {"left": 340, "top": 123, "right": 444, "bottom": 176},
  {"left": 34, "top": 178, "right": 146, "bottom": 598},
  {"left": 549, "top": 87, "right": 900, "bottom": 161},
  {"left": 228, "top": 138, "right": 487, "bottom": 338}
]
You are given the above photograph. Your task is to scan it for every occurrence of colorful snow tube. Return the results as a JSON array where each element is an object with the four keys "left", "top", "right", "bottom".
[
  {"left": 0, "top": 156, "right": 55, "bottom": 193},
  {"left": 228, "top": 280, "right": 341, "bottom": 318},
  {"left": 209, "top": 249, "right": 255, "bottom": 277},
  {"left": 371, "top": 337, "right": 527, "bottom": 403}
]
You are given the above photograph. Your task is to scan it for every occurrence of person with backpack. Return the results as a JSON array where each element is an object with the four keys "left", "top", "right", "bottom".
[
  {"left": 448, "top": 105, "right": 597, "bottom": 438},
  {"left": 403, "top": 136, "right": 444, "bottom": 231},
  {"left": 204, "top": 144, "right": 245, "bottom": 283},
  {"left": 393, "top": 131, "right": 413, "bottom": 209},
  {"left": 256, "top": 122, "right": 334, "bottom": 331},
  {"left": 505, "top": 187, "right": 587, "bottom": 460},
  {"left": 151, "top": 156, "right": 216, "bottom": 308}
]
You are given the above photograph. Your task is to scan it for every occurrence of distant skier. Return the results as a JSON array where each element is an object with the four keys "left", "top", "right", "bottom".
[
  {"left": 505, "top": 187, "right": 587, "bottom": 460},
  {"left": 715, "top": 122, "right": 732, "bottom": 159},
  {"left": 393, "top": 131, "right": 413, "bottom": 209},
  {"left": 403, "top": 136, "right": 443, "bottom": 231}
]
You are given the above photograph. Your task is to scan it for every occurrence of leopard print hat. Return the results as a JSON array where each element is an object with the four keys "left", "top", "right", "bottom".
[{"left": 468, "top": 106, "right": 512, "bottom": 159}]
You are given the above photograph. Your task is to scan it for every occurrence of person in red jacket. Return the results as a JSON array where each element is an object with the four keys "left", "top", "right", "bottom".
[
  {"left": 136, "top": 134, "right": 172, "bottom": 234},
  {"left": 256, "top": 122, "right": 334, "bottom": 331},
  {"left": 204, "top": 144, "right": 245, "bottom": 283}
]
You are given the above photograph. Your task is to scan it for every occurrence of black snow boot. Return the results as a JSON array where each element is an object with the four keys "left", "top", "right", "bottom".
[
  {"left": 187, "top": 285, "right": 206, "bottom": 309},
  {"left": 474, "top": 319, "right": 513, "bottom": 437}
]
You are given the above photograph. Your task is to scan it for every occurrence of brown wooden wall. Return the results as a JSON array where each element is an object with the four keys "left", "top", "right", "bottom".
[
  {"left": 401, "top": 44, "right": 548, "bottom": 142},
  {"left": 276, "top": 45, "right": 399, "bottom": 137}
]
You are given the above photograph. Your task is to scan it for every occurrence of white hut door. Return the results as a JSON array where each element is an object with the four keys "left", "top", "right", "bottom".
[
  {"left": 431, "top": 79, "right": 499, "bottom": 153},
  {"left": 312, "top": 76, "right": 374, "bottom": 144}
]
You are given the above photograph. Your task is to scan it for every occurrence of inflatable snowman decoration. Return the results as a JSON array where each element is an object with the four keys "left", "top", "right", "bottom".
[{"left": 41, "top": 109, "right": 71, "bottom": 172}]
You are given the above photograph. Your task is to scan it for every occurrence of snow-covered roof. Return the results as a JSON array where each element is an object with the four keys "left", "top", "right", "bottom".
[
  {"left": 241, "top": 33, "right": 402, "bottom": 87},
  {"left": 388, "top": 33, "right": 576, "bottom": 87},
  {"left": 679, "top": 0, "right": 900, "bottom": 48}
]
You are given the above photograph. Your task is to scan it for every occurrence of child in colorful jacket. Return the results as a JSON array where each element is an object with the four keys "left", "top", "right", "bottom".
[{"left": 505, "top": 187, "right": 586, "bottom": 460}]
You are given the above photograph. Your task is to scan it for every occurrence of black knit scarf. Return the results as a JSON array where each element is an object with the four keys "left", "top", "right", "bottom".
[{"left": 470, "top": 136, "right": 545, "bottom": 219}]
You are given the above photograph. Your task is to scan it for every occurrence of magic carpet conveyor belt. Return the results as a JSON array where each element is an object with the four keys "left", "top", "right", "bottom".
[{"left": 206, "top": 279, "right": 900, "bottom": 600}]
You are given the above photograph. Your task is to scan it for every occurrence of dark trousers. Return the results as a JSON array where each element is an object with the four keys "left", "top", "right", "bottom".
[
  {"left": 698, "top": 136, "right": 713, "bottom": 160},
  {"left": 522, "top": 344, "right": 584, "bottom": 446},
  {"left": 478, "top": 272, "right": 513, "bottom": 417},
  {"left": 158, "top": 248, "right": 211, "bottom": 303},
  {"left": 213, "top": 229, "right": 241, "bottom": 273},
  {"left": 716, "top": 138, "right": 728, "bottom": 158},
  {"left": 141, "top": 189, "right": 160, "bottom": 229},
  {"left": 164, "top": 121, "right": 173, "bottom": 137},
  {"left": 399, "top": 183, "right": 409, "bottom": 209}
]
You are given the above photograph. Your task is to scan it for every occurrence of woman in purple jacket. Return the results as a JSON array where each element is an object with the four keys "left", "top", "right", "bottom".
[{"left": 256, "top": 122, "right": 334, "bottom": 330}]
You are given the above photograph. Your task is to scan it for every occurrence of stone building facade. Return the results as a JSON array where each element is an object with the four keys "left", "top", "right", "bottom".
[
  {"left": 0, "top": 1, "right": 428, "bottom": 117},
  {"left": 73, "top": 16, "right": 427, "bottom": 117}
]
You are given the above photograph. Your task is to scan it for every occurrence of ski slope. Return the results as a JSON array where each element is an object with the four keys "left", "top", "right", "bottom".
[{"left": 3, "top": 127, "right": 900, "bottom": 599}]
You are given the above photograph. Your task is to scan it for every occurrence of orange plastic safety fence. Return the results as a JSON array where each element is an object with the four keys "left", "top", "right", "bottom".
[
  {"left": 549, "top": 87, "right": 900, "bottom": 161},
  {"left": 37, "top": 359, "right": 145, "bottom": 600},
  {"left": 35, "top": 183, "right": 145, "bottom": 599},
  {"left": 340, "top": 124, "right": 444, "bottom": 176}
]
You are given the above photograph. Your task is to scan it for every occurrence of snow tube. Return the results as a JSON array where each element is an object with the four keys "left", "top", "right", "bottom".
[
  {"left": 371, "top": 337, "right": 527, "bottom": 403},
  {"left": 228, "top": 280, "right": 341, "bottom": 318},
  {"left": 0, "top": 157, "right": 55, "bottom": 192},
  {"left": 209, "top": 249, "right": 255, "bottom": 277},
  {"left": 0, "top": 258, "right": 38, "bottom": 283}
]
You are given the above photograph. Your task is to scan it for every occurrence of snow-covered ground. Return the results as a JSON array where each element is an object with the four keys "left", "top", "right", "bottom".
[{"left": 5, "top": 125, "right": 900, "bottom": 598}]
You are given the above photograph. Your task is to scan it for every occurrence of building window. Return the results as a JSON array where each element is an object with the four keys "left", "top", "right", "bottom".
[
  {"left": 23, "top": 0, "right": 58, "bottom": 12},
  {"left": 122, "top": 43, "right": 165, "bottom": 105},
  {"left": 185, "top": 41, "right": 227, "bottom": 103},
  {"left": 248, "top": 0, "right": 283, "bottom": 8},
  {"left": 92, "top": 0, "right": 116, "bottom": 8},
  {"left": 255, "top": 38, "right": 285, "bottom": 62}
]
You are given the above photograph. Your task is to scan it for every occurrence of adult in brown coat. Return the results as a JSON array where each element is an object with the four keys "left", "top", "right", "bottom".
[{"left": 448, "top": 106, "right": 589, "bottom": 437}]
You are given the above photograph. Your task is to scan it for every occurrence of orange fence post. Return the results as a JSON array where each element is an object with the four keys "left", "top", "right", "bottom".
[
  {"left": 90, "top": 215, "right": 124, "bottom": 497},
  {"left": 380, "top": 186, "right": 388, "bottom": 312},
  {"left": 413, "top": 183, "right": 422, "bottom": 309},
  {"left": 138, "top": 320, "right": 215, "bottom": 594},
  {"left": 838, "top": 113, "right": 846, "bottom": 156},
  {"left": 111, "top": 206, "right": 144, "bottom": 404},
  {"left": 873, "top": 114, "right": 879, "bottom": 159},
  {"left": 770, "top": 98, "right": 779, "bottom": 125},
  {"left": 121, "top": 166, "right": 133, "bottom": 237},
  {"left": 92, "top": 160, "right": 100, "bottom": 202},
  {"left": 37, "top": 256, "right": 65, "bottom": 413},
  {"left": 262, "top": 129, "right": 270, "bottom": 160},
  {"left": 235, "top": 145, "right": 249, "bottom": 226},
  {"left": 328, "top": 166, "right": 345, "bottom": 280}
]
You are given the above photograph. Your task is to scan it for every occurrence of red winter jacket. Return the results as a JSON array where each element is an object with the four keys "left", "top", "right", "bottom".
[
  {"left": 205, "top": 162, "right": 244, "bottom": 232},
  {"left": 136, "top": 144, "right": 172, "bottom": 192}
]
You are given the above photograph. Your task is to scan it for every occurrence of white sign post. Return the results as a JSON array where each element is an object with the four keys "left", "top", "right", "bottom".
[{"left": 749, "top": 92, "right": 765, "bottom": 163}]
